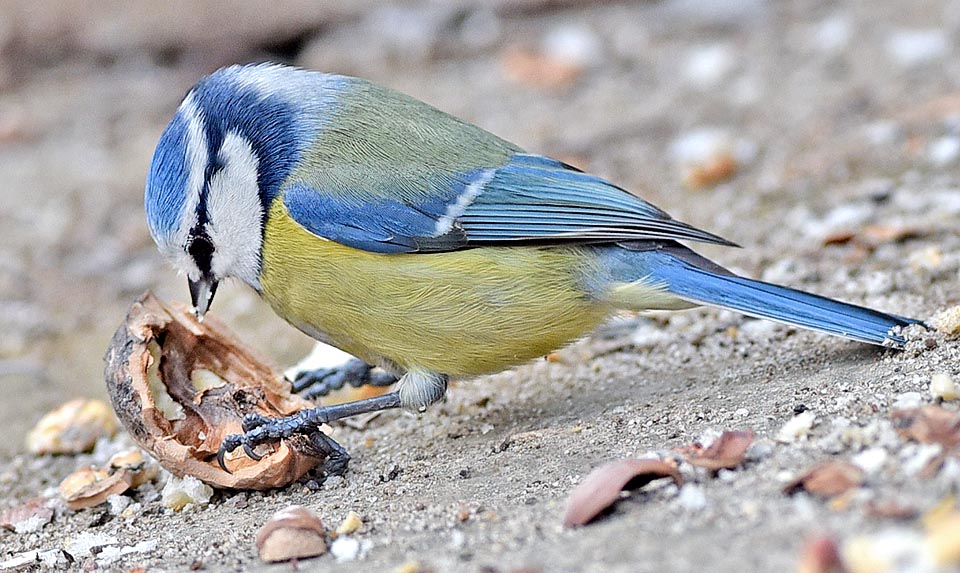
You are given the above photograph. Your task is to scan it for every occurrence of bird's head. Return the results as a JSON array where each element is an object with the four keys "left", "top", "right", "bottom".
[{"left": 144, "top": 63, "right": 328, "bottom": 317}]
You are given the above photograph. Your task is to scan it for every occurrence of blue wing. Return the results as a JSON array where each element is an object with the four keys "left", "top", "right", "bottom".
[{"left": 284, "top": 153, "right": 734, "bottom": 254}]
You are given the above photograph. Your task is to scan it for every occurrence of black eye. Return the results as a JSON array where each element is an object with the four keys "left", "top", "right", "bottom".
[{"left": 188, "top": 234, "right": 215, "bottom": 275}]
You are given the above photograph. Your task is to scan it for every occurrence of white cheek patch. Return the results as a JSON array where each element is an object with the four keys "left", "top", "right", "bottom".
[{"left": 206, "top": 131, "right": 264, "bottom": 289}]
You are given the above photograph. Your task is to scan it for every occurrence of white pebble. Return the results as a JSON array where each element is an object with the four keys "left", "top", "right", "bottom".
[
  {"left": 813, "top": 15, "right": 851, "bottom": 53},
  {"left": 630, "top": 324, "right": 672, "bottom": 348},
  {"left": 107, "top": 494, "right": 131, "bottom": 516},
  {"left": 930, "top": 373, "right": 959, "bottom": 401},
  {"left": 862, "top": 121, "right": 902, "bottom": 146},
  {"left": 886, "top": 29, "right": 950, "bottom": 67},
  {"left": 893, "top": 391, "right": 924, "bottom": 410},
  {"left": 330, "top": 537, "right": 361, "bottom": 562},
  {"left": 543, "top": 23, "right": 603, "bottom": 68},
  {"left": 852, "top": 447, "right": 888, "bottom": 476},
  {"left": 670, "top": 128, "right": 731, "bottom": 165},
  {"left": 928, "top": 136, "right": 960, "bottom": 166},
  {"left": 676, "top": 484, "right": 708, "bottom": 512},
  {"left": 776, "top": 411, "right": 816, "bottom": 443},
  {"left": 37, "top": 549, "right": 66, "bottom": 568},
  {"left": 65, "top": 532, "right": 119, "bottom": 559},
  {"left": 803, "top": 203, "right": 874, "bottom": 240},
  {"left": 684, "top": 43, "right": 735, "bottom": 88},
  {"left": 739, "top": 319, "right": 781, "bottom": 341}
]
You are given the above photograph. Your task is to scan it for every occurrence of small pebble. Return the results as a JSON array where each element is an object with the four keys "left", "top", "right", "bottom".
[
  {"left": 336, "top": 510, "right": 363, "bottom": 535},
  {"left": 777, "top": 411, "right": 816, "bottom": 443},
  {"left": 933, "top": 306, "right": 960, "bottom": 335},
  {"left": 930, "top": 373, "right": 959, "bottom": 401}
]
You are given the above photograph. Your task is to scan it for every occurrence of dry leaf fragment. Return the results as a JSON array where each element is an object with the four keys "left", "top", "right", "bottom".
[
  {"left": 0, "top": 498, "right": 53, "bottom": 533},
  {"left": 892, "top": 406, "right": 960, "bottom": 449},
  {"left": 104, "top": 292, "right": 326, "bottom": 490},
  {"left": 257, "top": 506, "right": 327, "bottom": 562},
  {"left": 26, "top": 399, "right": 117, "bottom": 455},
  {"left": 783, "top": 461, "right": 865, "bottom": 498},
  {"left": 797, "top": 535, "right": 847, "bottom": 573},
  {"left": 677, "top": 430, "right": 755, "bottom": 470},
  {"left": 563, "top": 459, "right": 682, "bottom": 527}
]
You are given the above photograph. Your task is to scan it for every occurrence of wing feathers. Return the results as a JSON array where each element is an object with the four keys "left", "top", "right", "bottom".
[{"left": 283, "top": 151, "right": 735, "bottom": 253}]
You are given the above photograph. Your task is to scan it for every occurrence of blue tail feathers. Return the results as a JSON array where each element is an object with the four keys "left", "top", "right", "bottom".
[{"left": 634, "top": 247, "right": 920, "bottom": 348}]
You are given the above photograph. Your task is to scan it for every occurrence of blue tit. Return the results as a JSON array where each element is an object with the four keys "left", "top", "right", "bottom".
[{"left": 144, "top": 63, "right": 920, "bottom": 472}]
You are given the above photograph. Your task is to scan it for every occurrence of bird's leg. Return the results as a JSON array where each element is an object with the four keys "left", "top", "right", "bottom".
[
  {"left": 218, "top": 371, "right": 449, "bottom": 474},
  {"left": 291, "top": 358, "right": 398, "bottom": 400},
  {"left": 218, "top": 392, "right": 402, "bottom": 473}
]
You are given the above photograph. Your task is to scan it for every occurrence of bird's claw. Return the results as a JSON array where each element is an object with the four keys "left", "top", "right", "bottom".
[
  {"left": 217, "top": 434, "right": 244, "bottom": 473},
  {"left": 243, "top": 443, "right": 262, "bottom": 461},
  {"left": 216, "top": 409, "right": 327, "bottom": 473}
]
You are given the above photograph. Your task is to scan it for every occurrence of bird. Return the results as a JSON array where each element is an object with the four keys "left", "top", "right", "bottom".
[{"left": 144, "top": 63, "right": 920, "bottom": 474}]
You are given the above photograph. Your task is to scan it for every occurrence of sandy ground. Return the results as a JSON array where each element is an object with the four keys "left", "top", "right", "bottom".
[{"left": 1, "top": 0, "right": 959, "bottom": 571}]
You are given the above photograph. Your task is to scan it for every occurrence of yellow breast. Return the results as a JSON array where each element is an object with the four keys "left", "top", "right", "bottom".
[{"left": 258, "top": 201, "right": 612, "bottom": 377}]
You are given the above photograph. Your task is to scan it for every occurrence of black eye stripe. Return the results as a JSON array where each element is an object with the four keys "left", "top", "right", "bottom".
[{"left": 188, "top": 233, "right": 215, "bottom": 276}]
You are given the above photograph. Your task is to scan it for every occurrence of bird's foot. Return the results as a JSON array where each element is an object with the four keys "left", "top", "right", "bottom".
[
  {"left": 291, "top": 358, "right": 398, "bottom": 400},
  {"left": 217, "top": 392, "right": 403, "bottom": 474}
]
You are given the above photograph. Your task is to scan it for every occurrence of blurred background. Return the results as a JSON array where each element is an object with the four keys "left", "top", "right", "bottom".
[{"left": 1, "top": 0, "right": 957, "bottom": 453}]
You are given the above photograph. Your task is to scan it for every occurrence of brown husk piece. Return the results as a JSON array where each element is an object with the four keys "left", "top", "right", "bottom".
[
  {"left": 59, "top": 467, "right": 131, "bottom": 510},
  {"left": 59, "top": 449, "right": 159, "bottom": 510},
  {"left": 104, "top": 292, "right": 325, "bottom": 490},
  {"left": 677, "top": 430, "right": 755, "bottom": 471},
  {"left": 563, "top": 459, "right": 683, "bottom": 527},
  {"left": 892, "top": 406, "right": 960, "bottom": 450},
  {"left": 783, "top": 461, "right": 865, "bottom": 498},
  {"left": 797, "top": 535, "right": 848, "bottom": 573}
]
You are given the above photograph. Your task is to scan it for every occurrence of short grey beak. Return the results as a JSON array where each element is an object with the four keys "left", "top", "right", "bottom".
[{"left": 189, "top": 275, "right": 218, "bottom": 320}]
